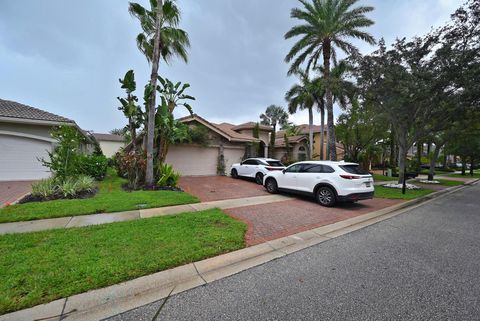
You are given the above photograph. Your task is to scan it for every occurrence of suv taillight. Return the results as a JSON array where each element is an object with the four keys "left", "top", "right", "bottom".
[
  {"left": 340, "top": 174, "right": 361, "bottom": 179},
  {"left": 265, "top": 167, "right": 283, "bottom": 171}
]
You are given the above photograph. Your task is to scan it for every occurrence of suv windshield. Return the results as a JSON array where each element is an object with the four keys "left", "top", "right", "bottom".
[
  {"left": 266, "top": 161, "right": 284, "bottom": 167},
  {"left": 339, "top": 165, "right": 370, "bottom": 175}
]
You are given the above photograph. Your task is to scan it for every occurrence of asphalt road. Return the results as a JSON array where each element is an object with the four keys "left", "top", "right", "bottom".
[{"left": 105, "top": 183, "right": 480, "bottom": 321}]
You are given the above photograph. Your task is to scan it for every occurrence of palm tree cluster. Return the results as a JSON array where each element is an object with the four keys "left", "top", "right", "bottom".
[{"left": 284, "top": 0, "right": 375, "bottom": 160}]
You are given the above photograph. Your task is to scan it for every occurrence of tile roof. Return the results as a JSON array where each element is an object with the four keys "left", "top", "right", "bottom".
[
  {"left": 92, "top": 133, "right": 125, "bottom": 142},
  {"left": 274, "top": 135, "right": 307, "bottom": 147},
  {"left": 0, "top": 99, "right": 73, "bottom": 123},
  {"left": 231, "top": 122, "right": 272, "bottom": 132}
]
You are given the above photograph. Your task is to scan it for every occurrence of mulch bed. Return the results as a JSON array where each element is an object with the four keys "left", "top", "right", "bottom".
[{"left": 18, "top": 188, "right": 98, "bottom": 204}]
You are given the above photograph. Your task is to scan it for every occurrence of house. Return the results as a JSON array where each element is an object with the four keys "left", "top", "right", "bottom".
[
  {"left": 273, "top": 135, "right": 309, "bottom": 162},
  {"left": 165, "top": 115, "right": 270, "bottom": 176},
  {"left": 0, "top": 99, "right": 91, "bottom": 181},
  {"left": 277, "top": 124, "right": 345, "bottom": 160},
  {"left": 92, "top": 133, "right": 125, "bottom": 157}
]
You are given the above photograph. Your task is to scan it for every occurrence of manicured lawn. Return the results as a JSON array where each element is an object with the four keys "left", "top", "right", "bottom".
[
  {"left": 0, "top": 209, "right": 246, "bottom": 314},
  {"left": 416, "top": 179, "right": 464, "bottom": 187},
  {"left": 374, "top": 185, "right": 434, "bottom": 200},
  {"left": 372, "top": 174, "right": 398, "bottom": 182},
  {"left": 445, "top": 173, "right": 480, "bottom": 179},
  {"left": 0, "top": 170, "right": 199, "bottom": 223},
  {"left": 419, "top": 169, "right": 455, "bottom": 175}
]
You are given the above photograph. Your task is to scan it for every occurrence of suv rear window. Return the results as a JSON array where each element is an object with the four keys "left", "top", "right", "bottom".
[
  {"left": 339, "top": 165, "right": 370, "bottom": 175},
  {"left": 266, "top": 161, "right": 284, "bottom": 167}
]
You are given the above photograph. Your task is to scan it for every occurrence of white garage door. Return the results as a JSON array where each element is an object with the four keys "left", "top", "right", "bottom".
[
  {"left": 166, "top": 145, "right": 218, "bottom": 176},
  {"left": 0, "top": 135, "right": 52, "bottom": 181},
  {"left": 224, "top": 147, "right": 244, "bottom": 176}
]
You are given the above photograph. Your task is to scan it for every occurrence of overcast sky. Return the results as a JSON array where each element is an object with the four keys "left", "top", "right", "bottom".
[{"left": 0, "top": 0, "right": 460, "bottom": 133}]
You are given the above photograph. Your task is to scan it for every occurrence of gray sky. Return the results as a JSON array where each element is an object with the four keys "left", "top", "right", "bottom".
[{"left": 0, "top": 0, "right": 460, "bottom": 133}]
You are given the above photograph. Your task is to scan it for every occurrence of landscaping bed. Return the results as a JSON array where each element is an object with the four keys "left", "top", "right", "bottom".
[
  {"left": 0, "top": 171, "right": 199, "bottom": 223},
  {"left": 0, "top": 209, "right": 246, "bottom": 314}
]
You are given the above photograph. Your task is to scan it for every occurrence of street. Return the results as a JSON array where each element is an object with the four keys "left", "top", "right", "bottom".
[{"left": 106, "top": 183, "right": 480, "bottom": 321}]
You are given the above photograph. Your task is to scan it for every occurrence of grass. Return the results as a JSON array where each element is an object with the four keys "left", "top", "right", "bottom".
[
  {"left": 445, "top": 172, "right": 480, "bottom": 179},
  {"left": 419, "top": 169, "right": 455, "bottom": 175},
  {"left": 374, "top": 185, "right": 434, "bottom": 200},
  {"left": 0, "top": 170, "right": 199, "bottom": 223},
  {"left": 372, "top": 174, "right": 398, "bottom": 182},
  {"left": 0, "top": 209, "right": 246, "bottom": 314}
]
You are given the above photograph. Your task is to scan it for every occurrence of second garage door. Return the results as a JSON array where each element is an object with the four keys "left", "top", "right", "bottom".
[{"left": 166, "top": 145, "right": 219, "bottom": 176}]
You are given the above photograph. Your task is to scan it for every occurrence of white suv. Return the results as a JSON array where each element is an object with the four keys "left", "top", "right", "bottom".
[
  {"left": 263, "top": 161, "right": 374, "bottom": 207},
  {"left": 231, "top": 158, "right": 285, "bottom": 184}
]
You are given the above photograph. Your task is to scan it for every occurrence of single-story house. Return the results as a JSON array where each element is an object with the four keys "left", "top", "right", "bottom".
[
  {"left": 0, "top": 99, "right": 91, "bottom": 181},
  {"left": 165, "top": 115, "right": 268, "bottom": 176},
  {"left": 92, "top": 133, "right": 125, "bottom": 157}
]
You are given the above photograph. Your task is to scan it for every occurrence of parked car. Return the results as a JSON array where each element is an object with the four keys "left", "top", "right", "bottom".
[
  {"left": 263, "top": 161, "right": 374, "bottom": 207},
  {"left": 231, "top": 158, "right": 285, "bottom": 184}
]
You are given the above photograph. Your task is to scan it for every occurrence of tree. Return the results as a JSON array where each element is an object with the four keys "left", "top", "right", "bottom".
[
  {"left": 285, "top": 69, "right": 319, "bottom": 159},
  {"left": 260, "top": 105, "right": 289, "bottom": 156},
  {"left": 155, "top": 76, "right": 195, "bottom": 165},
  {"left": 285, "top": 0, "right": 375, "bottom": 161},
  {"left": 129, "top": 0, "right": 190, "bottom": 186}
]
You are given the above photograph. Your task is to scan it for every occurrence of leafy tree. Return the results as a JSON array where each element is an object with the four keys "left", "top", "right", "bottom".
[
  {"left": 155, "top": 76, "right": 195, "bottom": 165},
  {"left": 260, "top": 105, "right": 289, "bottom": 156},
  {"left": 285, "top": 0, "right": 375, "bottom": 160},
  {"left": 129, "top": 0, "right": 190, "bottom": 185}
]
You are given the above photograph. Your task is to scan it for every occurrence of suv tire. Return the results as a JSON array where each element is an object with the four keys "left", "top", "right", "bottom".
[
  {"left": 231, "top": 169, "right": 239, "bottom": 178},
  {"left": 255, "top": 172, "right": 264, "bottom": 185},
  {"left": 316, "top": 186, "right": 336, "bottom": 207},
  {"left": 265, "top": 178, "right": 278, "bottom": 194}
]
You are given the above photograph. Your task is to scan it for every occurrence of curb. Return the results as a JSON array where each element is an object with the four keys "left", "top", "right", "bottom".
[{"left": 1, "top": 181, "right": 477, "bottom": 321}]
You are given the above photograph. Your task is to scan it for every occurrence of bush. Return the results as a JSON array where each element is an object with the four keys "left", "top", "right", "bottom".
[
  {"left": 157, "top": 163, "right": 180, "bottom": 187},
  {"left": 58, "top": 178, "right": 79, "bottom": 197},
  {"left": 115, "top": 150, "right": 146, "bottom": 189},
  {"left": 31, "top": 178, "right": 58, "bottom": 198},
  {"left": 75, "top": 175, "right": 96, "bottom": 192},
  {"left": 78, "top": 155, "right": 108, "bottom": 180}
]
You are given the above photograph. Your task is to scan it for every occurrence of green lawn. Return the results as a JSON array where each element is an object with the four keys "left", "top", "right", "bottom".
[
  {"left": 419, "top": 169, "right": 455, "bottom": 175},
  {"left": 372, "top": 174, "right": 398, "bottom": 182},
  {"left": 445, "top": 172, "right": 480, "bottom": 179},
  {"left": 0, "top": 209, "right": 246, "bottom": 314},
  {"left": 374, "top": 185, "right": 434, "bottom": 200},
  {"left": 0, "top": 170, "right": 199, "bottom": 223}
]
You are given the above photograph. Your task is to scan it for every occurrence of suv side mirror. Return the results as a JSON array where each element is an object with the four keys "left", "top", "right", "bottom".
[{"left": 282, "top": 169, "right": 286, "bottom": 174}]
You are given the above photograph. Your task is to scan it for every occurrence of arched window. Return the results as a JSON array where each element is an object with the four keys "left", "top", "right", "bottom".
[{"left": 298, "top": 146, "right": 307, "bottom": 161}]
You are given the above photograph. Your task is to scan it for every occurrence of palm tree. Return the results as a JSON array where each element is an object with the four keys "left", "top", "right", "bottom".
[
  {"left": 285, "top": 0, "right": 375, "bottom": 160},
  {"left": 260, "top": 105, "right": 289, "bottom": 156},
  {"left": 285, "top": 69, "right": 321, "bottom": 159},
  {"left": 129, "top": 0, "right": 190, "bottom": 185},
  {"left": 313, "top": 60, "right": 356, "bottom": 158}
]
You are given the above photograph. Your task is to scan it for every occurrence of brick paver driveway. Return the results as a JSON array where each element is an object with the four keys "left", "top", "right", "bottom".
[
  {"left": 225, "top": 197, "right": 403, "bottom": 245},
  {"left": 178, "top": 176, "right": 268, "bottom": 202},
  {"left": 0, "top": 181, "right": 34, "bottom": 207}
]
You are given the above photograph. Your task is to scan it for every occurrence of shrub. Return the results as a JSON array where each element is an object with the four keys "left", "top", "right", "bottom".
[
  {"left": 31, "top": 178, "right": 58, "bottom": 198},
  {"left": 78, "top": 155, "right": 108, "bottom": 180},
  {"left": 58, "top": 178, "right": 79, "bottom": 197},
  {"left": 157, "top": 163, "right": 181, "bottom": 187},
  {"left": 115, "top": 150, "right": 146, "bottom": 189},
  {"left": 75, "top": 175, "right": 96, "bottom": 192}
]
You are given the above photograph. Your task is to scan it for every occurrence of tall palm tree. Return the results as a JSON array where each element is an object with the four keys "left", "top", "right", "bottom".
[
  {"left": 285, "top": 0, "right": 375, "bottom": 160},
  {"left": 129, "top": 0, "right": 190, "bottom": 185},
  {"left": 313, "top": 60, "right": 356, "bottom": 158},
  {"left": 260, "top": 105, "right": 289, "bottom": 156},
  {"left": 285, "top": 69, "right": 321, "bottom": 159}
]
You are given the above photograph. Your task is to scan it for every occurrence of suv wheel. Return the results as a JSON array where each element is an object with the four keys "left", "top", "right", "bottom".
[
  {"left": 255, "top": 172, "right": 264, "bottom": 185},
  {"left": 316, "top": 186, "right": 336, "bottom": 207},
  {"left": 265, "top": 178, "right": 278, "bottom": 194},
  {"left": 231, "top": 169, "right": 238, "bottom": 178}
]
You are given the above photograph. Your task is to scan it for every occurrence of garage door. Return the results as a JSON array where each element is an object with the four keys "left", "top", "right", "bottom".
[
  {"left": 224, "top": 147, "right": 244, "bottom": 176},
  {"left": 166, "top": 145, "right": 218, "bottom": 176},
  {"left": 0, "top": 135, "right": 52, "bottom": 181}
]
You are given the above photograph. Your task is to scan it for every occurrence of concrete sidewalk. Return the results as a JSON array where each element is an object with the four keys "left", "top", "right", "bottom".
[{"left": 0, "top": 194, "right": 292, "bottom": 235}]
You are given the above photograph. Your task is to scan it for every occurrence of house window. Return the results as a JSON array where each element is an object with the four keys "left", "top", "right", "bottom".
[{"left": 298, "top": 146, "right": 307, "bottom": 161}]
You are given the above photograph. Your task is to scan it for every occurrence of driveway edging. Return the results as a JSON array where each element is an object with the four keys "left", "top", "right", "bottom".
[{"left": 2, "top": 180, "right": 476, "bottom": 321}]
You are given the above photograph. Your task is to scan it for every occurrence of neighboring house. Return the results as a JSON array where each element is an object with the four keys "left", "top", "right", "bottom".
[
  {"left": 93, "top": 133, "right": 125, "bottom": 157},
  {"left": 278, "top": 124, "right": 345, "bottom": 160},
  {"left": 165, "top": 115, "right": 265, "bottom": 176},
  {"left": 273, "top": 135, "right": 309, "bottom": 163},
  {"left": 0, "top": 99, "right": 91, "bottom": 181}
]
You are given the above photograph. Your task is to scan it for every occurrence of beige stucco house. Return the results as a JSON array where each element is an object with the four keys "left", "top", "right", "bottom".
[
  {"left": 93, "top": 133, "right": 125, "bottom": 158},
  {"left": 0, "top": 99, "right": 91, "bottom": 181}
]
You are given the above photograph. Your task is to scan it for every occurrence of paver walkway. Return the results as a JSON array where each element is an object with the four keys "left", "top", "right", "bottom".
[
  {"left": 225, "top": 197, "right": 403, "bottom": 245},
  {"left": 0, "top": 181, "right": 34, "bottom": 207}
]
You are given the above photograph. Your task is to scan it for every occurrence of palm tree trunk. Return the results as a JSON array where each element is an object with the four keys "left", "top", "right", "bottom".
[
  {"left": 322, "top": 40, "right": 337, "bottom": 161},
  {"left": 145, "top": 0, "right": 163, "bottom": 187},
  {"left": 320, "top": 105, "right": 325, "bottom": 160},
  {"left": 308, "top": 107, "right": 313, "bottom": 160}
]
